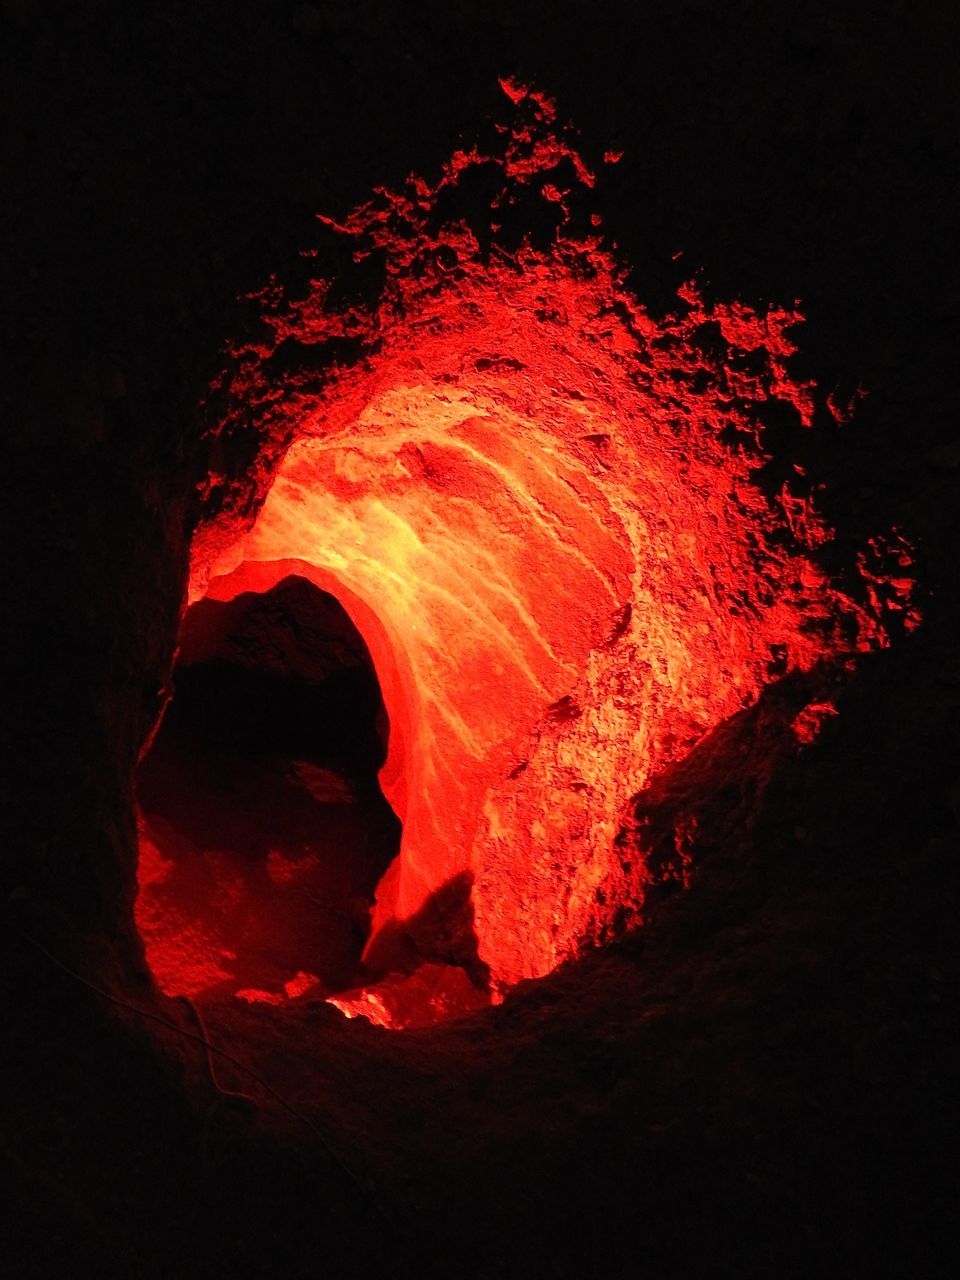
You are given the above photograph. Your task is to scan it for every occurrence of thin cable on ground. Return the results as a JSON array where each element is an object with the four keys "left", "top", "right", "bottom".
[{"left": 4, "top": 919, "right": 407, "bottom": 1240}]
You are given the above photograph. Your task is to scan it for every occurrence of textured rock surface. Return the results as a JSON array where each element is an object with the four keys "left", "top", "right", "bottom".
[
  {"left": 4, "top": 3, "right": 959, "bottom": 1278},
  {"left": 187, "top": 88, "right": 913, "bottom": 1006}
]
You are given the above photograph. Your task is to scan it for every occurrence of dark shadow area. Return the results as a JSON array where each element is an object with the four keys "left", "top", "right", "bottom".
[
  {"left": 619, "top": 670, "right": 827, "bottom": 915},
  {"left": 136, "top": 575, "right": 401, "bottom": 998},
  {"left": 361, "top": 869, "right": 491, "bottom": 993}
]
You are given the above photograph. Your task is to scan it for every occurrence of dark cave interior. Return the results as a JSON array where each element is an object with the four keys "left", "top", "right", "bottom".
[
  {"left": 4, "top": 3, "right": 960, "bottom": 1279},
  {"left": 136, "top": 575, "right": 400, "bottom": 1004}
]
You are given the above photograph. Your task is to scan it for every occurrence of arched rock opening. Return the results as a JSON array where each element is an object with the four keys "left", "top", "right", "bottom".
[
  {"left": 133, "top": 81, "right": 915, "bottom": 1032},
  {"left": 135, "top": 573, "right": 402, "bottom": 1004}
]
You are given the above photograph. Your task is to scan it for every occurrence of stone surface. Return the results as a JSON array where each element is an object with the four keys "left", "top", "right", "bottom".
[{"left": 3, "top": 4, "right": 959, "bottom": 1278}]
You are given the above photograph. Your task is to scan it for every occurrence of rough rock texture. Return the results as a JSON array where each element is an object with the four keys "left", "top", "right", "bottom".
[
  {"left": 186, "top": 85, "right": 915, "bottom": 1005},
  {"left": 4, "top": 3, "right": 959, "bottom": 1278},
  {"left": 136, "top": 575, "right": 399, "bottom": 1001}
]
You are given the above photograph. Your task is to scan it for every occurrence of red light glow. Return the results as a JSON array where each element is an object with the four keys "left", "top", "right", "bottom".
[{"left": 136, "top": 81, "right": 917, "bottom": 1027}]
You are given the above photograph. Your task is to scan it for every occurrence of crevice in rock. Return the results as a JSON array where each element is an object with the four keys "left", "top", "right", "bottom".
[{"left": 135, "top": 574, "right": 401, "bottom": 1002}]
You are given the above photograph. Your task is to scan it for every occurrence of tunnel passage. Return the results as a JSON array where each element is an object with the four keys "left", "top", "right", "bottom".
[
  {"left": 144, "top": 81, "right": 914, "bottom": 1029},
  {"left": 135, "top": 574, "right": 402, "bottom": 1004}
]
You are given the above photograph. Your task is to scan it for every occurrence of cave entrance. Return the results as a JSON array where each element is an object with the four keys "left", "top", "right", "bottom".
[{"left": 135, "top": 574, "right": 402, "bottom": 1004}]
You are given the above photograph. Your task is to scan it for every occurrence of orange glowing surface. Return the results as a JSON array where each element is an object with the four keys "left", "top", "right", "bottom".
[{"left": 137, "top": 80, "right": 917, "bottom": 1023}]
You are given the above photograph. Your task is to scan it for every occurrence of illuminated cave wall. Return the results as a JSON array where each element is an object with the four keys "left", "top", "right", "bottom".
[{"left": 139, "top": 81, "right": 916, "bottom": 1017}]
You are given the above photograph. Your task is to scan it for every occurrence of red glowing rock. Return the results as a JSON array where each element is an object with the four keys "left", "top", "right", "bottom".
[
  {"left": 137, "top": 80, "right": 916, "bottom": 1024},
  {"left": 791, "top": 701, "right": 839, "bottom": 746},
  {"left": 328, "top": 964, "right": 489, "bottom": 1030}
]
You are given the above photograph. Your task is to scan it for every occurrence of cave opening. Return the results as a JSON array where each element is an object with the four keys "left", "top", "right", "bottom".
[
  {"left": 128, "top": 83, "right": 914, "bottom": 1032},
  {"left": 135, "top": 573, "right": 402, "bottom": 1005}
]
